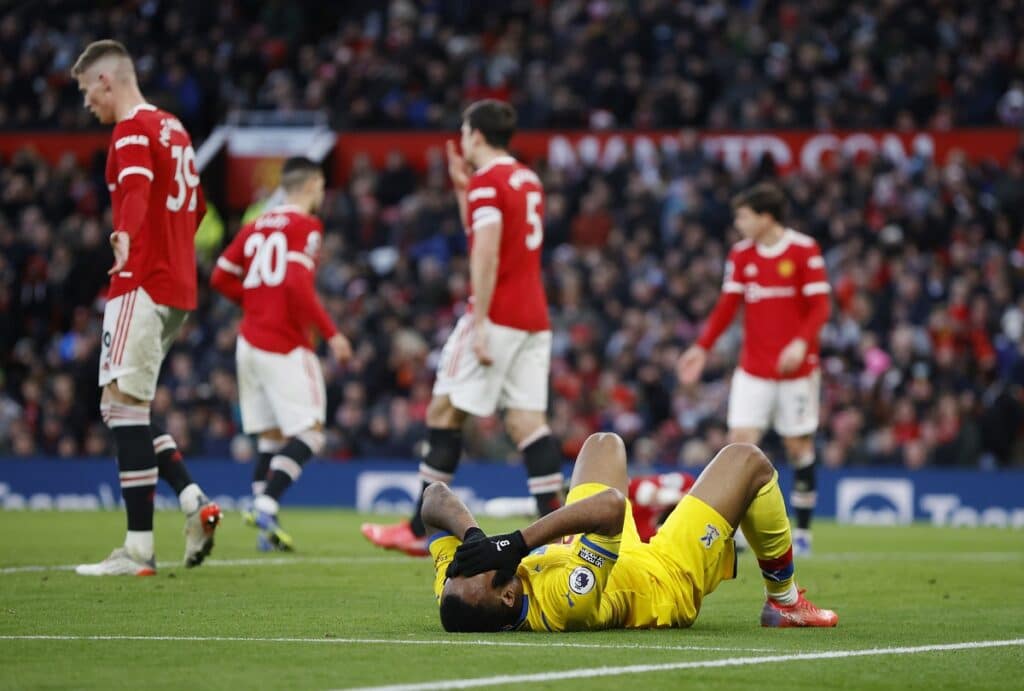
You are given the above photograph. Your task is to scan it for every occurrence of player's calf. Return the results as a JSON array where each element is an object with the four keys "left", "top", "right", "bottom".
[
  {"left": 247, "top": 428, "right": 323, "bottom": 551},
  {"left": 100, "top": 400, "right": 157, "bottom": 562},
  {"left": 518, "top": 424, "right": 564, "bottom": 516}
]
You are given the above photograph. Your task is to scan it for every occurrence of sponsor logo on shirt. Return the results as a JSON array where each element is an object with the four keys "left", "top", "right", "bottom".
[
  {"left": 699, "top": 523, "right": 721, "bottom": 548},
  {"left": 577, "top": 547, "right": 605, "bottom": 569},
  {"left": 114, "top": 135, "right": 149, "bottom": 149}
]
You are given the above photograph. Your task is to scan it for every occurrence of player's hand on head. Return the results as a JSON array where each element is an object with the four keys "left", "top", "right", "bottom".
[
  {"left": 108, "top": 231, "right": 130, "bottom": 276},
  {"left": 445, "top": 527, "right": 487, "bottom": 579},
  {"left": 451, "top": 530, "right": 528, "bottom": 577},
  {"left": 676, "top": 345, "right": 707, "bottom": 385},
  {"left": 328, "top": 333, "right": 352, "bottom": 364},
  {"left": 446, "top": 141, "right": 471, "bottom": 191}
]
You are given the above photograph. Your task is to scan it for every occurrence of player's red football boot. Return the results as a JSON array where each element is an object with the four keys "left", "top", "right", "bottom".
[
  {"left": 360, "top": 521, "right": 429, "bottom": 557},
  {"left": 761, "top": 589, "right": 839, "bottom": 627}
]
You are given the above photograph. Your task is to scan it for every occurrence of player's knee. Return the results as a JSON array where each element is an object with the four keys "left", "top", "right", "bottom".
[
  {"left": 784, "top": 436, "right": 815, "bottom": 467},
  {"left": 260, "top": 428, "right": 286, "bottom": 443},
  {"left": 426, "top": 396, "right": 461, "bottom": 428},
  {"left": 578, "top": 433, "right": 626, "bottom": 465},
  {"left": 505, "top": 411, "right": 546, "bottom": 445},
  {"left": 295, "top": 428, "right": 325, "bottom": 456},
  {"left": 101, "top": 381, "right": 145, "bottom": 408},
  {"left": 719, "top": 442, "right": 774, "bottom": 484},
  {"left": 100, "top": 399, "right": 151, "bottom": 429}
]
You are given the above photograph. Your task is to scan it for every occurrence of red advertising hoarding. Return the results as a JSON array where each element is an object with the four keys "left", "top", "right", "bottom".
[
  {"left": 1, "top": 129, "right": 1019, "bottom": 211},
  {"left": 335, "top": 129, "right": 1022, "bottom": 181}
]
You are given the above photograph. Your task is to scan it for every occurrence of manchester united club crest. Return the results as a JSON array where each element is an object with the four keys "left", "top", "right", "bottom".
[{"left": 778, "top": 259, "right": 795, "bottom": 278}]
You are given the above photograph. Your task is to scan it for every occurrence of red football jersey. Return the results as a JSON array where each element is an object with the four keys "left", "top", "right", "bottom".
[
  {"left": 464, "top": 155, "right": 550, "bottom": 332},
  {"left": 105, "top": 103, "right": 204, "bottom": 310},
  {"left": 698, "top": 229, "right": 831, "bottom": 380},
  {"left": 213, "top": 205, "right": 337, "bottom": 354}
]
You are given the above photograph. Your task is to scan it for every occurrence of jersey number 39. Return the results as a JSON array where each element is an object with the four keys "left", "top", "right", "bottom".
[{"left": 166, "top": 144, "right": 200, "bottom": 213}]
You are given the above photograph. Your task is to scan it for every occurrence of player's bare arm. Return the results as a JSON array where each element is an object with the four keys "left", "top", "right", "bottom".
[
  {"left": 421, "top": 481, "right": 480, "bottom": 539},
  {"left": 450, "top": 487, "right": 625, "bottom": 577},
  {"left": 469, "top": 220, "right": 501, "bottom": 366}
]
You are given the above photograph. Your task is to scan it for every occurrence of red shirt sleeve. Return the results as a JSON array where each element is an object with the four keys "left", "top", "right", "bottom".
[
  {"left": 285, "top": 220, "right": 336, "bottom": 340},
  {"left": 796, "top": 243, "right": 831, "bottom": 343},
  {"left": 210, "top": 228, "right": 247, "bottom": 304},
  {"left": 697, "top": 247, "right": 745, "bottom": 350},
  {"left": 465, "top": 174, "right": 503, "bottom": 233},
  {"left": 112, "top": 120, "right": 155, "bottom": 240}
]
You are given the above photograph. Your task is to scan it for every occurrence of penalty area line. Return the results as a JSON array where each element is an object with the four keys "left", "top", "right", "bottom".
[
  {"left": 337, "top": 638, "right": 1024, "bottom": 691},
  {"left": 0, "top": 634, "right": 777, "bottom": 654}
]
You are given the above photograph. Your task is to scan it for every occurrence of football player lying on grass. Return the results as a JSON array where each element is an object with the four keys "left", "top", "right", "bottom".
[{"left": 423, "top": 432, "right": 838, "bottom": 632}]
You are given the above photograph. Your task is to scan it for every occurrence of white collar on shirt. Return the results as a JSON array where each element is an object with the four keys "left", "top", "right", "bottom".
[
  {"left": 122, "top": 103, "right": 157, "bottom": 121},
  {"left": 756, "top": 228, "right": 794, "bottom": 258},
  {"left": 473, "top": 155, "right": 516, "bottom": 176}
]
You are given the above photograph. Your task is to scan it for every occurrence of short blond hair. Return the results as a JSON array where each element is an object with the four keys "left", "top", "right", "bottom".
[{"left": 71, "top": 39, "right": 131, "bottom": 77}]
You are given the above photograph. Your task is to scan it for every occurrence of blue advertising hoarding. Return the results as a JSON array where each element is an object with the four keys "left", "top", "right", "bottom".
[{"left": 1, "top": 458, "right": 1022, "bottom": 528}]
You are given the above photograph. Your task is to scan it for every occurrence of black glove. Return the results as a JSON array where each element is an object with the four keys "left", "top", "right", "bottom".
[
  {"left": 445, "top": 527, "right": 487, "bottom": 579},
  {"left": 450, "top": 530, "right": 529, "bottom": 577}
]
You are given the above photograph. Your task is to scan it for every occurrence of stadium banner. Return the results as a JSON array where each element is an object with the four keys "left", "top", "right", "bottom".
[
  {"left": 333, "top": 129, "right": 1023, "bottom": 180},
  {"left": 1, "top": 129, "right": 1018, "bottom": 210},
  {"left": 1, "top": 459, "right": 1022, "bottom": 528}
]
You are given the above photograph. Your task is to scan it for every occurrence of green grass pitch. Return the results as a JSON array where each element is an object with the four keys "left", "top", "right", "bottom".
[{"left": 1, "top": 510, "right": 1021, "bottom": 690}]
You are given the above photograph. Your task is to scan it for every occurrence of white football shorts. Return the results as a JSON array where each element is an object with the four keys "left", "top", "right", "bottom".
[
  {"left": 236, "top": 335, "right": 326, "bottom": 437},
  {"left": 98, "top": 287, "right": 189, "bottom": 401},
  {"left": 726, "top": 367, "right": 820, "bottom": 437},
  {"left": 432, "top": 313, "right": 551, "bottom": 417}
]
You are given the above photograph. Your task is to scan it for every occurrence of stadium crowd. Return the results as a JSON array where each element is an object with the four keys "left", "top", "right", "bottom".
[
  {"left": 3, "top": 0, "right": 1024, "bottom": 138},
  {"left": 1, "top": 0, "right": 1023, "bottom": 470},
  {"left": 2, "top": 128, "right": 1023, "bottom": 468}
]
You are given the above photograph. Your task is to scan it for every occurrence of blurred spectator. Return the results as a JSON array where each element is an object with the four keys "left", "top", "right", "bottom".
[{"left": 3, "top": 2, "right": 1024, "bottom": 138}]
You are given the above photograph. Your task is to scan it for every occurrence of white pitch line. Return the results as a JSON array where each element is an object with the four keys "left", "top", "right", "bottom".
[
  {"left": 338, "top": 638, "right": 1024, "bottom": 691},
  {"left": 0, "top": 555, "right": 408, "bottom": 574},
  {"left": 4, "top": 550, "right": 1021, "bottom": 575},
  {"left": 0, "top": 634, "right": 777, "bottom": 654}
]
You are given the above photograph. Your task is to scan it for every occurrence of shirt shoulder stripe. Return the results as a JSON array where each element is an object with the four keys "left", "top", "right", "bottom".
[
  {"left": 468, "top": 186, "right": 497, "bottom": 201},
  {"left": 217, "top": 256, "right": 243, "bottom": 276},
  {"left": 579, "top": 535, "right": 618, "bottom": 560},
  {"left": 117, "top": 166, "right": 154, "bottom": 182},
  {"left": 286, "top": 251, "right": 315, "bottom": 270}
]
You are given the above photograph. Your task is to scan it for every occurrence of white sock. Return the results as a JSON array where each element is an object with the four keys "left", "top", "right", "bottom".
[
  {"left": 125, "top": 531, "right": 154, "bottom": 560},
  {"left": 768, "top": 582, "right": 800, "bottom": 606},
  {"left": 179, "top": 483, "right": 204, "bottom": 514},
  {"left": 251, "top": 481, "right": 267, "bottom": 496},
  {"left": 254, "top": 494, "right": 279, "bottom": 516}
]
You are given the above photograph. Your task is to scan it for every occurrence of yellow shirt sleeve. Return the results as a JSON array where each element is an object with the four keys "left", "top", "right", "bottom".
[
  {"left": 427, "top": 532, "right": 461, "bottom": 604},
  {"left": 529, "top": 531, "right": 621, "bottom": 632}
]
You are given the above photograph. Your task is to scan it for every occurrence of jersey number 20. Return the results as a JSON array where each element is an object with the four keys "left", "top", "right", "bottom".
[
  {"left": 242, "top": 232, "right": 286, "bottom": 288},
  {"left": 166, "top": 145, "right": 200, "bottom": 213}
]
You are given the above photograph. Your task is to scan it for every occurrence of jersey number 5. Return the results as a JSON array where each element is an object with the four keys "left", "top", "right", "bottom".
[
  {"left": 525, "top": 191, "right": 543, "bottom": 250},
  {"left": 166, "top": 145, "right": 200, "bottom": 213},
  {"left": 242, "top": 232, "right": 287, "bottom": 288}
]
